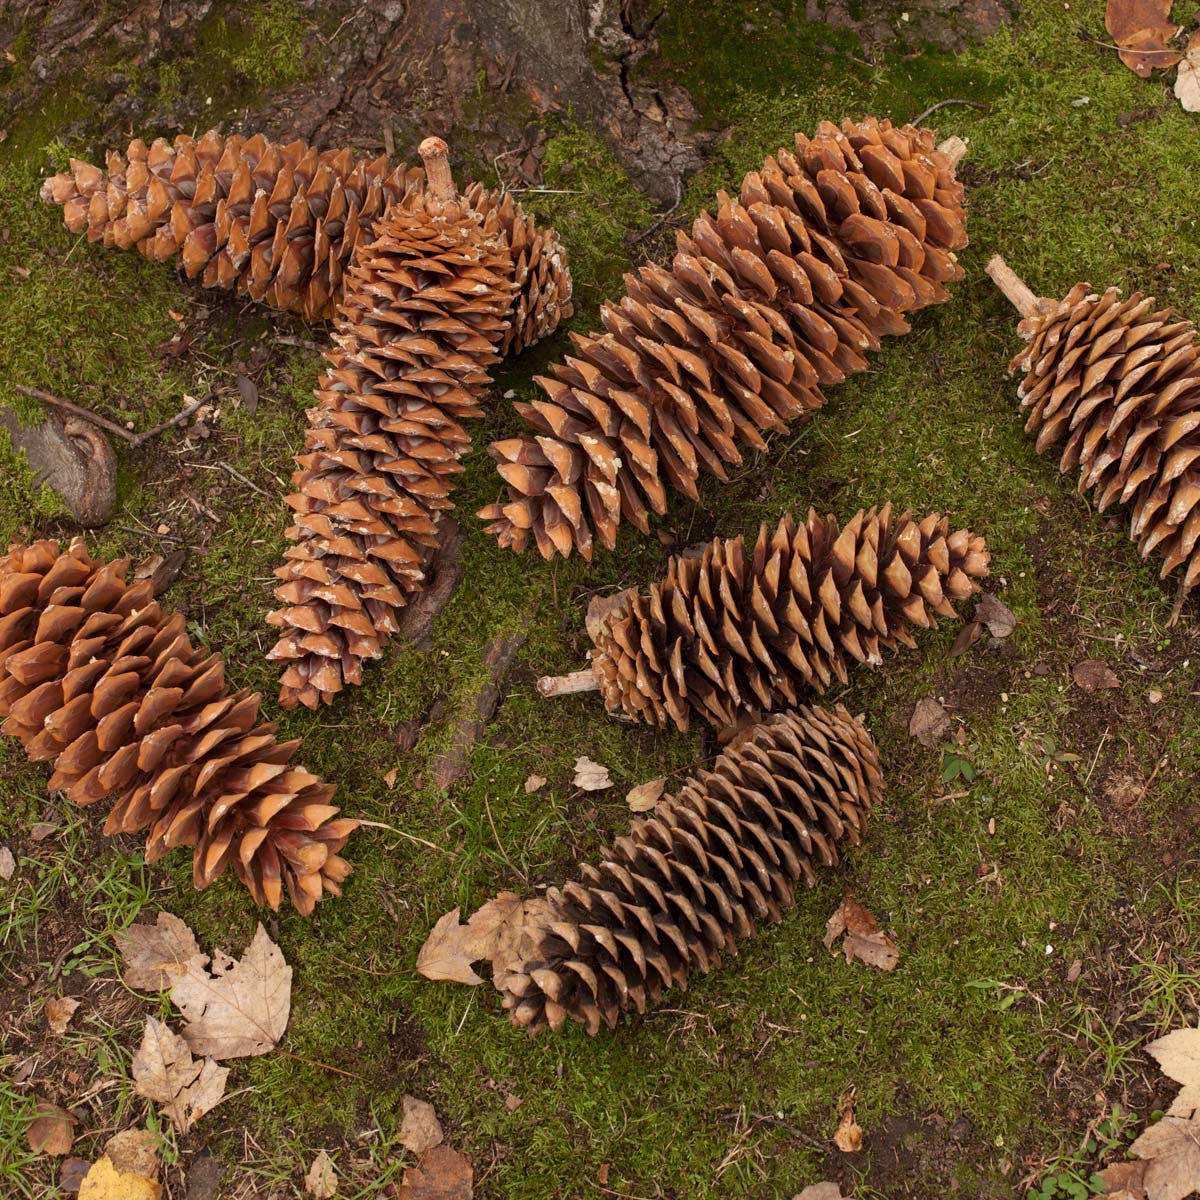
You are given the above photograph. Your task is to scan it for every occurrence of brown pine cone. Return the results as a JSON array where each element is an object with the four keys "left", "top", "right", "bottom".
[
  {"left": 266, "top": 139, "right": 517, "bottom": 709},
  {"left": 577, "top": 505, "right": 988, "bottom": 731},
  {"left": 40, "top": 130, "right": 571, "bottom": 351},
  {"left": 500, "top": 704, "right": 883, "bottom": 1034},
  {"left": 479, "top": 117, "right": 967, "bottom": 559},
  {"left": 0, "top": 539, "right": 355, "bottom": 914},
  {"left": 1008, "top": 281, "right": 1200, "bottom": 600}
]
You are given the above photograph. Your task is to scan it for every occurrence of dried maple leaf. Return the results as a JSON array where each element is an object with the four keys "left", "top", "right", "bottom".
[
  {"left": 1147, "top": 1027, "right": 1200, "bottom": 1118},
  {"left": 116, "top": 912, "right": 206, "bottom": 991},
  {"left": 1130, "top": 1114, "right": 1200, "bottom": 1200},
  {"left": 1106, "top": 0, "right": 1182, "bottom": 76},
  {"left": 1177, "top": 32, "right": 1200, "bottom": 110},
  {"left": 909, "top": 697, "right": 951, "bottom": 748},
  {"left": 573, "top": 756, "right": 612, "bottom": 791},
  {"left": 417, "top": 894, "right": 553, "bottom": 988},
  {"left": 400, "top": 1096, "right": 445, "bottom": 1156},
  {"left": 305, "top": 1149, "right": 337, "bottom": 1198},
  {"left": 169, "top": 924, "right": 291, "bottom": 1059},
  {"left": 1073, "top": 659, "right": 1121, "bottom": 691},
  {"left": 626, "top": 777, "right": 665, "bottom": 812},
  {"left": 45, "top": 996, "right": 80, "bottom": 1035},
  {"left": 392, "top": 1144, "right": 473, "bottom": 1199},
  {"left": 27, "top": 1103, "right": 75, "bottom": 1155},
  {"left": 1096, "top": 1160, "right": 1148, "bottom": 1200},
  {"left": 823, "top": 897, "right": 899, "bottom": 972},
  {"left": 132, "top": 1018, "right": 229, "bottom": 1134}
]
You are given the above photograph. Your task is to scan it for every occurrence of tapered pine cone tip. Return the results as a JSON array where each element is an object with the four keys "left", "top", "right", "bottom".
[
  {"left": 498, "top": 703, "right": 883, "bottom": 1035},
  {"left": 0, "top": 538, "right": 355, "bottom": 914}
]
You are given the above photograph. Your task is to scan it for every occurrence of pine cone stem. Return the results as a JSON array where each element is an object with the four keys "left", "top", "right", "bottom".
[
  {"left": 985, "top": 254, "right": 1049, "bottom": 319},
  {"left": 535, "top": 668, "right": 601, "bottom": 697},
  {"left": 418, "top": 136, "right": 455, "bottom": 205}
]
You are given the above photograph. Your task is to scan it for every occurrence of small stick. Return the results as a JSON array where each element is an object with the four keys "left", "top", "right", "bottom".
[
  {"left": 985, "top": 255, "right": 1047, "bottom": 320},
  {"left": 911, "top": 98, "right": 988, "bottom": 126},
  {"left": 14, "top": 384, "right": 137, "bottom": 444},
  {"left": 419, "top": 136, "right": 456, "bottom": 205},
  {"left": 536, "top": 667, "right": 599, "bottom": 697},
  {"left": 130, "top": 395, "right": 206, "bottom": 447}
]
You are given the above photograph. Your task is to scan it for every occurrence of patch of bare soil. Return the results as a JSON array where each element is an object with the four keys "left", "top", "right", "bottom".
[{"left": 805, "top": 0, "right": 1015, "bottom": 54}]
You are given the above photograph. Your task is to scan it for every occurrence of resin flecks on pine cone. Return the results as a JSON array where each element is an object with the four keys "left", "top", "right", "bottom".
[
  {"left": 40, "top": 131, "right": 571, "bottom": 351},
  {"left": 267, "top": 155, "right": 517, "bottom": 710},
  {"left": 479, "top": 117, "right": 968, "bottom": 560},
  {"left": 587, "top": 505, "right": 989, "bottom": 731},
  {"left": 500, "top": 704, "right": 883, "bottom": 1034},
  {"left": 1010, "top": 282, "right": 1200, "bottom": 596},
  {"left": 0, "top": 539, "right": 355, "bottom": 914}
]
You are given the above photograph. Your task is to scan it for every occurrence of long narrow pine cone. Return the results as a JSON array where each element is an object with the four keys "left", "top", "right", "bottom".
[
  {"left": 545, "top": 505, "right": 989, "bottom": 731},
  {"left": 0, "top": 539, "right": 355, "bottom": 914},
  {"left": 480, "top": 117, "right": 968, "bottom": 560},
  {"left": 40, "top": 130, "right": 571, "bottom": 353},
  {"left": 266, "top": 139, "right": 517, "bottom": 709},
  {"left": 500, "top": 704, "right": 883, "bottom": 1034},
  {"left": 987, "top": 256, "right": 1200, "bottom": 614}
]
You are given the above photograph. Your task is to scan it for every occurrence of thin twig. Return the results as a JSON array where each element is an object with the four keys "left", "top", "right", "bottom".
[
  {"left": 630, "top": 177, "right": 684, "bottom": 245},
  {"left": 909, "top": 98, "right": 988, "bottom": 126},
  {"left": 14, "top": 384, "right": 137, "bottom": 443},
  {"left": 214, "top": 461, "right": 272, "bottom": 498},
  {"left": 130, "top": 395, "right": 206, "bottom": 447},
  {"left": 274, "top": 334, "right": 327, "bottom": 353},
  {"left": 276, "top": 1050, "right": 366, "bottom": 1081},
  {"left": 352, "top": 818, "right": 447, "bottom": 854}
]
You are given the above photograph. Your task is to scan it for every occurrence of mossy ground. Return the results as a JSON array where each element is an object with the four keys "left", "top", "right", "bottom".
[{"left": 1, "top": 1, "right": 1200, "bottom": 1196}]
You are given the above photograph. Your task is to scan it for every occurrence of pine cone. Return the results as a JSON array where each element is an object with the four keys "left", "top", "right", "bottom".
[
  {"left": 500, "top": 703, "right": 882, "bottom": 1034},
  {"left": 0, "top": 539, "right": 355, "bottom": 914},
  {"left": 1008, "top": 281, "right": 1200, "bottom": 599},
  {"left": 575, "top": 505, "right": 989, "bottom": 731},
  {"left": 479, "top": 118, "right": 967, "bottom": 559},
  {"left": 267, "top": 139, "right": 517, "bottom": 709},
  {"left": 40, "top": 131, "right": 571, "bottom": 352}
]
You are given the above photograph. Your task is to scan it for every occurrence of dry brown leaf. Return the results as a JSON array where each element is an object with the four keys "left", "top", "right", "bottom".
[
  {"left": 949, "top": 620, "right": 983, "bottom": 657},
  {"left": 400, "top": 1096, "right": 445, "bottom": 1156},
  {"left": 833, "top": 1092, "right": 863, "bottom": 1153},
  {"left": 1130, "top": 1114, "right": 1200, "bottom": 1200},
  {"left": 78, "top": 1155, "right": 161, "bottom": 1200},
  {"left": 824, "top": 897, "right": 899, "bottom": 972},
  {"left": 45, "top": 996, "right": 80, "bottom": 1035},
  {"left": 383, "top": 768, "right": 399, "bottom": 790},
  {"left": 626, "top": 777, "right": 666, "bottom": 813},
  {"left": 1106, "top": 0, "right": 1182, "bottom": 76},
  {"left": 0, "top": 845, "right": 14, "bottom": 880},
  {"left": 793, "top": 1185, "right": 846, "bottom": 1200},
  {"left": 523, "top": 774, "right": 547, "bottom": 794},
  {"left": 115, "top": 912, "right": 206, "bottom": 992},
  {"left": 1073, "top": 659, "right": 1121, "bottom": 691},
  {"left": 169, "top": 923, "right": 291, "bottom": 1059},
  {"left": 304, "top": 1150, "right": 337, "bottom": 1198},
  {"left": 1096, "top": 1160, "right": 1147, "bottom": 1200},
  {"left": 908, "top": 697, "right": 951, "bottom": 748},
  {"left": 417, "top": 894, "right": 553, "bottom": 988},
  {"left": 1177, "top": 32, "right": 1200, "bottom": 110},
  {"left": 27, "top": 1103, "right": 76, "bottom": 1155},
  {"left": 573, "top": 756, "right": 612, "bottom": 792},
  {"left": 30, "top": 821, "right": 58, "bottom": 841},
  {"left": 1147, "top": 1027, "right": 1200, "bottom": 1117},
  {"left": 132, "top": 1018, "right": 229, "bottom": 1133},
  {"left": 976, "top": 593, "right": 1017, "bottom": 638},
  {"left": 59, "top": 1157, "right": 89, "bottom": 1196},
  {"left": 392, "top": 1144, "right": 473, "bottom": 1199},
  {"left": 104, "top": 1129, "right": 158, "bottom": 1179}
]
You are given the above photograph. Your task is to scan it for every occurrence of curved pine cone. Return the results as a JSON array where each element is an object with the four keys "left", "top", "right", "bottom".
[
  {"left": 1010, "top": 283, "right": 1200, "bottom": 597},
  {"left": 40, "top": 130, "right": 571, "bottom": 352},
  {"left": 479, "top": 117, "right": 967, "bottom": 559},
  {"left": 266, "top": 183, "right": 516, "bottom": 709},
  {"left": 500, "top": 704, "right": 882, "bottom": 1034},
  {"left": 0, "top": 539, "right": 355, "bottom": 914},
  {"left": 587, "top": 505, "right": 989, "bottom": 731}
]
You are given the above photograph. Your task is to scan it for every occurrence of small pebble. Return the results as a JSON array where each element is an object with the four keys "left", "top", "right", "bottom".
[{"left": 1148, "top": 689, "right": 1163, "bottom": 704}]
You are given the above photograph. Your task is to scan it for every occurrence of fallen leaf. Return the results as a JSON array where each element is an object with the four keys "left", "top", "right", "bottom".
[
  {"left": 573, "top": 756, "right": 612, "bottom": 792},
  {"left": 1106, "top": 0, "right": 1182, "bottom": 76},
  {"left": 598, "top": 1163, "right": 610, "bottom": 1186},
  {"left": 1096, "top": 1160, "right": 1147, "bottom": 1200},
  {"left": 1176, "top": 32, "right": 1200, "bottom": 110},
  {"left": 793, "top": 1185, "right": 846, "bottom": 1200},
  {"left": 30, "top": 821, "right": 58, "bottom": 841},
  {"left": 504, "top": 1094, "right": 523, "bottom": 1112},
  {"left": 523, "top": 774, "right": 547, "bottom": 794},
  {"left": 305, "top": 1150, "right": 337, "bottom": 1198},
  {"left": 1118, "top": 26, "right": 1184, "bottom": 75},
  {"left": 976, "top": 593, "right": 1017, "bottom": 638},
  {"left": 1146, "top": 1026, "right": 1200, "bottom": 1117},
  {"left": 417, "top": 894, "right": 552, "bottom": 988},
  {"left": 60, "top": 1157, "right": 90, "bottom": 1196},
  {"left": 235, "top": 373, "right": 259, "bottom": 415},
  {"left": 45, "top": 996, "right": 80, "bottom": 1035},
  {"left": 116, "top": 912, "right": 206, "bottom": 991},
  {"left": 169, "top": 923, "right": 291, "bottom": 1058},
  {"left": 833, "top": 1092, "right": 863, "bottom": 1153},
  {"left": 0, "top": 845, "right": 14, "bottom": 880},
  {"left": 78, "top": 1154, "right": 161, "bottom": 1200},
  {"left": 908, "top": 697, "right": 951, "bottom": 748},
  {"left": 132, "top": 1017, "right": 229, "bottom": 1133},
  {"left": 1073, "top": 659, "right": 1121, "bottom": 691},
  {"left": 400, "top": 1096, "right": 445, "bottom": 1156},
  {"left": 1066, "top": 958, "right": 1083, "bottom": 984},
  {"left": 626, "top": 777, "right": 666, "bottom": 812},
  {"left": 182, "top": 1151, "right": 222, "bottom": 1200},
  {"left": 393, "top": 1144, "right": 473, "bottom": 1199},
  {"left": 27, "top": 1103, "right": 75, "bottom": 1155},
  {"left": 1130, "top": 1113, "right": 1200, "bottom": 1200},
  {"left": 132, "top": 549, "right": 186, "bottom": 596},
  {"left": 823, "top": 896, "right": 899, "bottom": 972},
  {"left": 384, "top": 768, "right": 399, "bottom": 790},
  {"left": 949, "top": 620, "right": 983, "bottom": 657},
  {"left": 104, "top": 1129, "right": 158, "bottom": 1179}
]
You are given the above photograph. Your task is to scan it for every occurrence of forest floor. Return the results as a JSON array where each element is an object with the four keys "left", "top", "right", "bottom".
[{"left": 1, "top": 0, "right": 1200, "bottom": 1197}]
